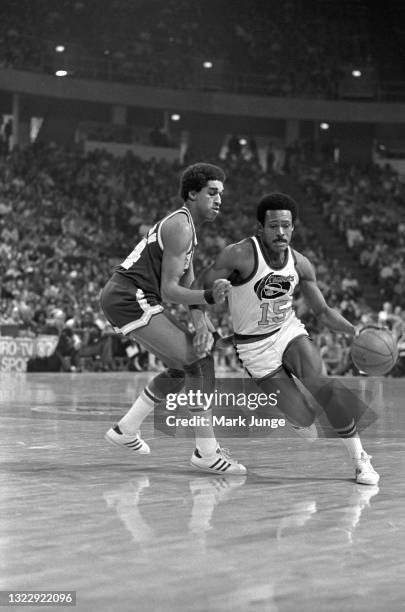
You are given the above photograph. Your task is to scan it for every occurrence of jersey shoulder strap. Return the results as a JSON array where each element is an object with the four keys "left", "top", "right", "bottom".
[
  {"left": 231, "top": 237, "right": 259, "bottom": 286},
  {"left": 157, "top": 206, "right": 197, "bottom": 250}
]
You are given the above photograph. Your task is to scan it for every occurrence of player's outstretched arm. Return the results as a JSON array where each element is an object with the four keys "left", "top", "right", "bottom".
[
  {"left": 296, "top": 251, "right": 355, "bottom": 336},
  {"left": 203, "top": 243, "right": 249, "bottom": 289},
  {"left": 161, "top": 214, "right": 229, "bottom": 305},
  {"left": 181, "top": 263, "right": 217, "bottom": 357}
]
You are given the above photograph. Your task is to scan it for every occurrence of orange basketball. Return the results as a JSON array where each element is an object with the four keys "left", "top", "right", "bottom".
[{"left": 351, "top": 327, "right": 398, "bottom": 376}]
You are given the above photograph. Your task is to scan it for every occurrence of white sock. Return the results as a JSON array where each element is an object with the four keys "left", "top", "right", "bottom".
[
  {"left": 340, "top": 435, "right": 364, "bottom": 460},
  {"left": 118, "top": 389, "right": 155, "bottom": 435},
  {"left": 196, "top": 436, "right": 218, "bottom": 457}
]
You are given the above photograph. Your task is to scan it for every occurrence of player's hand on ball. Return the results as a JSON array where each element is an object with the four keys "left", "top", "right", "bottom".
[
  {"left": 212, "top": 279, "right": 231, "bottom": 303},
  {"left": 354, "top": 323, "right": 389, "bottom": 338},
  {"left": 351, "top": 326, "right": 398, "bottom": 376},
  {"left": 193, "top": 329, "right": 214, "bottom": 358},
  {"left": 353, "top": 324, "right": 365, "bottom": 337}
]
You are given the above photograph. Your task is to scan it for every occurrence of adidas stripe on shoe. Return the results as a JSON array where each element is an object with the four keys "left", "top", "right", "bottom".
[
  {"left": 105, "top": 425, "right": 150, "bottom": 454},
  {"left": 190, "top": 447, "right": 247, "bottom": 475}
]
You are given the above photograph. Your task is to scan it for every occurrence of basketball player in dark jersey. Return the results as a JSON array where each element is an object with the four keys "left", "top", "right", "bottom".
[
  {"left": 203, "top": 192, "right": 379, "bottom": 485},
  {"left": 100, "top": 163, "right": 246, "bottom": 474}
]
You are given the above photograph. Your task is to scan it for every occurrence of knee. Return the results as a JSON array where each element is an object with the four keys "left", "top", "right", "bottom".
[
  {"left": 184, "top": 354, "right": 215, "bottom": 397},
  {"left": 150, "top": 368, "right": 185, "bottom": 397},
  {"left": 284, "top": 341, "right": 324, "bottom": 380},
  {"left": 184, "top": 354, "right": 214, "bottom": 376},
  {"left": 295, "top": 361, "right": 324, "bottom": 380},
  {"left": 165, "top": 368, "right": 186, "bottom": 393},
  {"left": 294, "top": 408, "right": 316, "bottom": 428}
]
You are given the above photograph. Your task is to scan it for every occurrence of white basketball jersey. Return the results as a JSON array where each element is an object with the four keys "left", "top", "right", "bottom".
[{"left": 228, "top": 236, "right": 299, "bottom": 336}]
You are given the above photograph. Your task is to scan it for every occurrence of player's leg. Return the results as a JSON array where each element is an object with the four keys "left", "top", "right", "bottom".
[
  {"left": 133, "top": 312, "right": 245, "bottom": 473},
  {"left": 107, "top": 310, "right": 200, "bottom": 449},
  {"left": 100, "top": 281, "right": 180, "bottom": 453},
  {"left": 235, "top": 333, "right": 318, "bottom": 440},
  {"left": 129, "top": 312, "right": 212, "bottom": 450},
  {"left": 254, "top": 367, "right": 315, "bottom": 427},
  {"left": 283, "top": 336, "right": 379, "bottom": 485},
  {"left": 104, "top": 307, "right": 245, "bottom": 473}
]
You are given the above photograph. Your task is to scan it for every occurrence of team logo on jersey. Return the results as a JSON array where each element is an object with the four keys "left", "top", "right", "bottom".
[{"left": 254, "top": 273, "right": 294, "bottom": 300}]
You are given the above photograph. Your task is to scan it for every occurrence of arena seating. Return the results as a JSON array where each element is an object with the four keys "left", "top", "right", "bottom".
[
  {"left": 0, "top": 0, "right": 376, "bottom": 99},
  {"left": 1, "top": 142, "right": 389, "bottom": 374}
]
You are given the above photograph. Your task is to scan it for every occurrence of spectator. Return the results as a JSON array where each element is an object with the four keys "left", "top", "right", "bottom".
[
  {"left": 27, "top": 308, "right": 78, "bottom": 372},
  {"left": 75, "top": 308, "right": 114, "bottom": 371},
  {"left": 0, "top": 141, "right": 386, "bottom": 376},
  {"left": 320, "top": 332, "right": 348, "bottom": 375},
  {"left": 378, "top": 301, "right": 401, "bottom": 331}
]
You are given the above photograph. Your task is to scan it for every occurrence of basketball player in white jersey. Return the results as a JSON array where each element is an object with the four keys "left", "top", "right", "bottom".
[
  {"left": 101, "top": 163, "right": 246, "bottom": 475},
  {"left": 204, "top": 193, "right": 379, "bottom": 485}
]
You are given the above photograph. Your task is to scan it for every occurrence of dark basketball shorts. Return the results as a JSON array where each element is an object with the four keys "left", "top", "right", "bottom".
[{"left": 100, "top": 276, "right": 164, "bottom": 335}]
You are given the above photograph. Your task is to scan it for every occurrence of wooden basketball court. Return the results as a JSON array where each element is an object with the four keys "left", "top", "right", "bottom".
[{"left": 1, "top": 372, "right": 404, "bottom": 611}]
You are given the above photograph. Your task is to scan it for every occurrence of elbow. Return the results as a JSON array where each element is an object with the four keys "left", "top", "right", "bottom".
[
  {"left": 161, "top": 282, "right": 184, "bottom": 304},
  {"left": 161, "top": 287, "right": 173, "bottom": 302},
  {"left": 315, "top": 305, "right": 329, "bottom": 320}
]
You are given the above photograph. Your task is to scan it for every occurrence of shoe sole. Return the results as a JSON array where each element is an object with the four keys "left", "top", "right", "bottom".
[
  {"left": 104, "top": 432, "right": 150, "bottom": 454},
  {"left": 356, "top": 476, "right": 380, "bottom": 486},
  {"left": 355, "top": 471, "right": 380, "bottom": 485}
]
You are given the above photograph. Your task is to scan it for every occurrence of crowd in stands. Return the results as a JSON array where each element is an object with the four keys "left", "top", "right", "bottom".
[
  {"left": 286, "top": 141, "right": 405, "bottom": 375},
  {"left": 1, "top": 139, "right": 404, "bottom": 375},
  {"left": 0, "top": 142, "right": 270, "bottom": 372},
  {"left": 0, "top": 0, "right": 376, "bottom": 99},
  {"left": 294, "top": 156, "right": 405, "bottom": 306}
]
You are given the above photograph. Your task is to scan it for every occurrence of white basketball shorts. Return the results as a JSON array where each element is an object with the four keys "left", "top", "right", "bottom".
[{"left": 235, "top": 314, "right": 308, "bottom": 379}]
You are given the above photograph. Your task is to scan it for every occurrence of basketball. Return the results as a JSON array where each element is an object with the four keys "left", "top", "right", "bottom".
[{"left": 351, "top": 327, "right": 398, "bottom": 375}]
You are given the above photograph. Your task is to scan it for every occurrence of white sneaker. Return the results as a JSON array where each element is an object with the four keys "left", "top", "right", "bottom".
[
  {"left": 354, "top": 452, "right": 380, "bottom": 485},
  {"left": 190, "top": 447, "right": 247, "bottom": 475},
  {"left": 105, "top": 425, "right": 150, "bottom": 454}
]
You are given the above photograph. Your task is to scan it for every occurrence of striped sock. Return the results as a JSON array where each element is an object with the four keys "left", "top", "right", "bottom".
[
  {"left": 118, "top": 386, "right": 160, "bottom": 435},
  {"left": 335, "top": 420, "right": 364, "bottom": 459}
]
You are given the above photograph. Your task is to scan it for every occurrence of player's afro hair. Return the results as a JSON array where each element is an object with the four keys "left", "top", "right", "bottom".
[
  {"left": 180, "top": 163, "right": 226, "bottom": 202},
  {"left": 256, "top": 193, "right": 298, "bottom": 225}
]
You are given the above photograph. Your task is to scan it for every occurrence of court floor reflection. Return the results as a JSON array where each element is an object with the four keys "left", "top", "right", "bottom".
[{"left": 1, "top": 372, "right": 404, "bottom": 611}]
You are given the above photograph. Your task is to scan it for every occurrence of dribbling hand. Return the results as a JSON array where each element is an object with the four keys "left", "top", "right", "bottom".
[{"left": 354, "top": 323, "right": 390, "bottom": 337}]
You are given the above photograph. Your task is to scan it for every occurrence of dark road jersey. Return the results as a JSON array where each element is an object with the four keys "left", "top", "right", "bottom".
[{"left": 114, "top": 207, "right": 197, "bottom": 298}]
